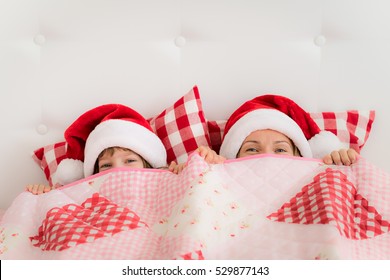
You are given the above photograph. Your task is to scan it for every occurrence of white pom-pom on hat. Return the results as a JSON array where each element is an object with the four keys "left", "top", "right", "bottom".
[
  {"left": 309, "top": 130, "right": 345, "bottom": 159},
  {"left": 56, "top": 158, "right": 84, "bottom": 185}
]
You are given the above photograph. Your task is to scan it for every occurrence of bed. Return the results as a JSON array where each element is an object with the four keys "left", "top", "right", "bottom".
[{"left": 1, "top": 0, "right": 390, "bottom": 260}]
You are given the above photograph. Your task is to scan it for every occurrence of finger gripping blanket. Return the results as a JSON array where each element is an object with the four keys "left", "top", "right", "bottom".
[{"left": 1, "top": 153, "right": 390, "bottom": 259}]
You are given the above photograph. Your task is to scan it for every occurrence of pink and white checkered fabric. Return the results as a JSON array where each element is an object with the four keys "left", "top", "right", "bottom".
[
  {"left": 27, "top": 153, "right": 209, "bottom": 259},
  {"left": 30, "top": 193, "right": 146, "bottom": 251},
  {"left": 3, "top": 153, "right": 390, "bottom": 259},
  {"left": 267, "top": 167, "right": 390, "bottom": 239},
  {"left": 99, "top": 154, "right": 209, "bottom": 224}
]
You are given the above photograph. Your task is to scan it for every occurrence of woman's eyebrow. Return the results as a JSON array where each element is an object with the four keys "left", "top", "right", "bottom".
[
  {"left": 273, "top": 140, "right": 293, "bottom": 147},
  {"left": 242, "top": 140, "right": 260, "bottom": 145}
]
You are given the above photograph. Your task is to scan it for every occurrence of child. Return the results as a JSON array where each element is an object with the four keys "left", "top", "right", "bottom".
[
  {"left": 93, "top": 146, "right": 151, "bottom": 173},
  {"left": 27, "top": 146, "right": 155, "bottom": 194},
  {"left": 27, "top": 104, "right": 167, "bottom": 195}
]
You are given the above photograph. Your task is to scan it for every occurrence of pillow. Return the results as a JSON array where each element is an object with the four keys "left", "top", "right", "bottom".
[
  {"left": 32, "top": 85, "right": 210, "bottom": 186},
  {"left": 32, "top": 141, "right": 67, "bottom": 187},
  {"left": 148, "top": 86, "right": 210, "bottom": 164},
  {"left": 309, "top": 110, "right": 375, "bottom": 153},
  {"left": 207, "top": 110, "right": 376, "bottom": 154}
]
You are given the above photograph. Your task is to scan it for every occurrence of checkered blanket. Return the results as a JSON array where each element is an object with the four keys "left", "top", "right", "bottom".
[{"left": 1, "top": 153, "right": 390, "bottom": 259}]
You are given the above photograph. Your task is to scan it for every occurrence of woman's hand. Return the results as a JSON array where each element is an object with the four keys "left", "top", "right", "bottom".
[{"left": 322, "top": 148, "right": 359, "bottom": 166}]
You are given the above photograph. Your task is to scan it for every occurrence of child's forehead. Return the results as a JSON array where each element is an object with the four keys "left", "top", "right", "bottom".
[
  {"left": 112, "top": 147, "right": 133, "bottom": 152},
  {"left": 100, "top": 147, "right": 135, "bottom": 157}
]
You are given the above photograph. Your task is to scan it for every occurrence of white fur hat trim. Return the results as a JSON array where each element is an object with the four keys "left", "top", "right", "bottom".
[{"left": 219, "top": 109, "right": 313, "bottom": 159}]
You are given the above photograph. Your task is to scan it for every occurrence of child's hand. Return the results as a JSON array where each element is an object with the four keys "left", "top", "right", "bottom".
[
  {"left": 168, "top": 161, "right": 186, "bottom": 174},
  {"left": 322, "top": 148, "right": 359, "bottom": 166},
  {"left": 196, "top": 146, "right": 226, "bottom": 164},
  {"left": 168, "top": 146, "right": 225, "bottom": 174},
  {"left": 26, "top": 184, "right": 53, "bottom": 195}
]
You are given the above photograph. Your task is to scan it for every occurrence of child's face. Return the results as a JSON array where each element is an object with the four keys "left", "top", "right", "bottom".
[
  {"left": 237, "top": 129, "right": 296, "bottom": 158},
  {"left": 98, "top": 148, "right": 145, "bottom": 172}
]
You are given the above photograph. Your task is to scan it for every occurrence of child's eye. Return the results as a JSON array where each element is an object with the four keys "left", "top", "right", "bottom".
[
  {"left": 100, "top": 163, "right": 112, "bottom": 169},
  {"left": 125, "top": 159, "right": 137, "bottom": 164},
  {"left": 275, "top": 148, "right": 287, "bottom": 153},
  {"left": 245, "top": 148, "right": 258, "bottom": 153}
]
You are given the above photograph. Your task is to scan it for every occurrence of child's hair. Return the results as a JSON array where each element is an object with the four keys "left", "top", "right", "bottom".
[{"left": 93, "top": 146, "right": 152, "bottom": 174}]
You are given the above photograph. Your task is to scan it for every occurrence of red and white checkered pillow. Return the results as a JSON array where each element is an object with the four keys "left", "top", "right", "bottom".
[
  {"left": 148, "top": 86, "right": 210, "bottom": 164},
  {"left": 32, "top": 86, "right": 210, "bottom": 186},
  {"left": 32, "top": 142, "right": 67, "bottom": 187},
  {"left": 207, "top": 110, "right": 375, "bottom": 154}
]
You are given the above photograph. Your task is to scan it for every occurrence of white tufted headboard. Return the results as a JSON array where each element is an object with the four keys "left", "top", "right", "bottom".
[{"left": 1, "top": 0, "right": 389, "bottom": 210}]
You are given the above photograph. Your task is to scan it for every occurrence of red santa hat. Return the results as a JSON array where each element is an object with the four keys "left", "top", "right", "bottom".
[
  {"left": 219, "top": 94, "right": 343, "bottom": 159},
  {"left": 56, "top": 104, "right": 167, "bottom": 185}
]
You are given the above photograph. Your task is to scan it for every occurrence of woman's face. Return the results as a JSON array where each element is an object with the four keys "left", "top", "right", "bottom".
[
  {"left": 237, "top": 129, "right": 296, "bottom": 158},
  {"left": 97, "top": 148, "right": 145, "bottom": 172}
]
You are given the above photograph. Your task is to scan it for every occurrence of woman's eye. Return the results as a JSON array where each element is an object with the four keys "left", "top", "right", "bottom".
[
  {"left": 246, "top": 148, "right": 258, "bottom": 152},
  {"left": 275, "top": 148, "right": 287, "bottom": 153},
  {"left": 125, "top": 159, "right": 136, "bottom": 163}
]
